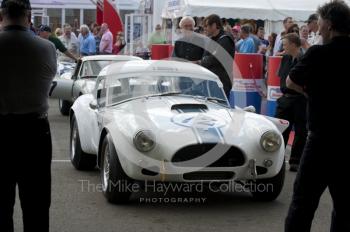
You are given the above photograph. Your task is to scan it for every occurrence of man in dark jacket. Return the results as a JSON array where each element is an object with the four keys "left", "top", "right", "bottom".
[
  {"left": 276, "top": 33, "right": 307, "bottom": 172},
  {"left": 173, "top": 16, "right": 205, "bottom": 62},
  {"left": 199, "top": 14, "right": 235, "bottom": 97},
  {"left": 285, "top": 1, "right": 350, "bottom": 231}
]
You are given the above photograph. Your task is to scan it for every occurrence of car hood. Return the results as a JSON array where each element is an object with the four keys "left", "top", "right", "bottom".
[{"left": 104, "top": 96, "right": 279, "bottom": 150}]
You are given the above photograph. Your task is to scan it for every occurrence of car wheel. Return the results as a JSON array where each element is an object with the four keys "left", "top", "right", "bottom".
[
  {"left": 70, "top": 116, "right": 96, "bottom": 170},
  {"left": 251, "top": 161, "right": 285, "bottom": 201},
  {"left": 59, "top": 99, "right": 72, "bottom": 116},
  {"left": 100, "top": 134, "right": 133, "bottom": 204}
]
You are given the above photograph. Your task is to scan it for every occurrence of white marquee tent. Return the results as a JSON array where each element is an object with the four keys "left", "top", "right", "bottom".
[
  {"left": 161, "top": 0, "right": 350, "bottom": 35},
  {"left": 162, "top": 0, "right": 350, "bottom": 21}
]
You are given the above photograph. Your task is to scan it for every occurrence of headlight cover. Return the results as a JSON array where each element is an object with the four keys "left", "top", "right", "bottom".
[
  {"left": 133, "top": 130, "right": 156, "bottom": 152},
  {"left": 260, "top": 131, "right": 282, "bottom": 152}
]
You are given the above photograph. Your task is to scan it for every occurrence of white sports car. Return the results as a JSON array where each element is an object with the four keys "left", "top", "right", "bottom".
[
  {"left": 50, "top": 55, "right": 142, "bottom": 115},
  {"left": 70, "top": 60, "right": 289, "bottom": 204}
]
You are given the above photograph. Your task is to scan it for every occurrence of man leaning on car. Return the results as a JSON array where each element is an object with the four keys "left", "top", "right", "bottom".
[{"left": 0, "top": 0, "right": 57, "bottom": 231}]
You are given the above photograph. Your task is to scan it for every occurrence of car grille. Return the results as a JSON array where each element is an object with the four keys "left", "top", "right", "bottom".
[
  {"left": 183, "top": 171, "right": 235, "bottom": 180},
  {"left": 171, "top": 144, "right": 246, "bottom": 167}
]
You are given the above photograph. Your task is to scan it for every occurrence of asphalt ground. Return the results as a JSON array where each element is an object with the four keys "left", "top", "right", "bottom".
[{"left": 12, "top": 99, "right": 333, "bottom": 232}]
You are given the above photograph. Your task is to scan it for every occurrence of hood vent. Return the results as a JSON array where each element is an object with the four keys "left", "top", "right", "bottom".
[{"left": 171, "top": 104, "right": 208, "bottom": 113}]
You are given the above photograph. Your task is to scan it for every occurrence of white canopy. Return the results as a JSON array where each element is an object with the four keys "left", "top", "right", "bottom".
[{"left": 162, "top": 0, "right": 350, "bottom": 21}]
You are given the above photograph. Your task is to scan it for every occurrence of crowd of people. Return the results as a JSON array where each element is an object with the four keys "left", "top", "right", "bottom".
[{"left": 8, "top": 21, "right": 128, "bottom": 63}]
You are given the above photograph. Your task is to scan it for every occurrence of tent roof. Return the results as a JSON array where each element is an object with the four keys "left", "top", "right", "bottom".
[{"left": 162, "top": 0, "right": 350, "bottom": 21}]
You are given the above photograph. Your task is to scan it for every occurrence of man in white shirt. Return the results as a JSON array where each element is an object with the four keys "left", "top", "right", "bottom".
[
  {"left": 99, "top": 23, "right": 113, "bottom": 54},
  {"left": 59, "top": 24, "right": 79, "bottom": 62}
]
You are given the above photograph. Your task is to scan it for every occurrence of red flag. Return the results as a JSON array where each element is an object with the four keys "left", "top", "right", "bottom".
[
  {"left": 96, "top": 0, "right": 103, "bottom": 25},
  {"left": 103, "top": 0, "right": 123, "bottom": 42}
]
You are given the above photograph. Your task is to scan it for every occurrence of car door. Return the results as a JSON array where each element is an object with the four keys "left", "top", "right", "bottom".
[
  {"left": 49, "top": 60, "right": 82, "bottom": 100},
  {"left": 72, "top": 60, "right": 93, "bottom": 100}
]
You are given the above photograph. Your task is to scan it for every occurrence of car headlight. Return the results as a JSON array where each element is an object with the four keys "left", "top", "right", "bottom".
[
  {"left": 260, "top": 131, "right": 282, "bottom": 152},
  {"left": 133, "top": 130, "right": 156, "bottom": 152}
]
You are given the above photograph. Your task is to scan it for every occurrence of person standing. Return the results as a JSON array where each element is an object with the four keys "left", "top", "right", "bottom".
[
  {"left": 172, "top": 16, "right": 205, "bottom": 62},
  {"left": 274, "top": 17, "right": 294, "bottom": 55},
  {"left": 257, "top": 27, "right": 269, "bottom": 47},
  {"left": 285, "top": 1, "right": 350, "bottom": 231},
  {"left": 248, "top": 24, "right": 261, "bottom": 53},
  {"left": 148, "top": 24, "right": 167, "bottom": 48},
  {"left": 112, "top": 31, "right": 126, "bottom": 55},
  {"left": 0, "top": 0, "right": 57, "bottom": 231},
  {"left": 265, "top": 32, "right": 277, "bottom": 57},
  {"left": 306, "top": 13, "right": 322, "bottom": 45},
  {"left": 99, "top": 23, "right": 113, "bottom": 55},
  {"left": 54, "top": 27, "right": 62, "bottom": 37},
  {"left": 222, "top": 18, "right": 233, "bottom": 34},
  {"left": 236, "top": 25, "right": 255, "bottom": 54},
  {"left": 59, "top": 24, "right": 79, "bottom": 62},
  {"left": 300, "top": 25, "right": 311, "bottom": 52},
  {"left": 275, "top": 33, "right": 307, "bottom": 172},
  {"left": 78, "top": 24, "right": 96, "bottom": 56},
  {"left": 39, "top": 25, "right": 78, "bottom": 62},
  {"left": 200, "top": 14, "right": 235, "bottom": 98},
  {"left": 92, "top": 25, "right": 101, "bottom": 54}
]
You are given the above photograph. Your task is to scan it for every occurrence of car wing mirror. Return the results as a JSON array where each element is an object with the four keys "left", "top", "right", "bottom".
[
  {"left": 243, "top": 106, "right": 256, "bottom": 113},
  {"left": 89, "top": 99, "right": 98, "bottom": 110}
]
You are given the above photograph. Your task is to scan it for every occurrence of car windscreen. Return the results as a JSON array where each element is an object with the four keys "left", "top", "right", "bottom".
[
  {"left": 103, "top": 75, "right": 228, "bottom": 106},
  {"left": 80, "top": 60, "right": 117, "bottom": 78}
]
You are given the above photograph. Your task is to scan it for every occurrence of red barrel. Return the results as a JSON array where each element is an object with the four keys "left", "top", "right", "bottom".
[
  {"left": 151, "top": 44, "right": 174, "bottom": 60},
  {"left": 230, "top": 53, "right": 264, "bottom": 113},
  {"left": 266, "top": 56, "right": 283, "bottom": 116}
]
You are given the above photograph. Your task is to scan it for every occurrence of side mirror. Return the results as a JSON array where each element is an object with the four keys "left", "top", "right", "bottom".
[
  {"left": 89, "top": 100, "right": 98, "bottom": 110},
  {"left": 243, "top": 106, "right": 256, "bottom": 113}
]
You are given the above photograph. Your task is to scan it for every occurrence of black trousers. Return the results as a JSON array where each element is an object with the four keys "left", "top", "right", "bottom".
[
  {"left": 285, "top": 133, "right": 350, "bottom": 231},
  {"left": 0, "top": 115, "right": 52, "bottom": 232},
  {"left": 275, "top": 95, "right": 307, "bottom": 165}
]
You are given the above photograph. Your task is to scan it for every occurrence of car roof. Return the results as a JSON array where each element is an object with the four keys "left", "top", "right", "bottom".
[
  {"left": 100, "top": 60, "right": 219, "bottom": 81},
  {"left": 80, "top": 55, "right": 142, "bottom": 62}
]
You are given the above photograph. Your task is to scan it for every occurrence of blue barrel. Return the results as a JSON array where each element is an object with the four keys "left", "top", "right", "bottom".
[
  {"left": 229, "top": 53, "right": 264, "bottom": 113},
  {"left": 266, "top": 56, "right": 283, "bottom": 116}
]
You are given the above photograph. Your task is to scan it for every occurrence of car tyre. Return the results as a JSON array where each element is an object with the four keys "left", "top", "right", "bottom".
[
  {"left": 59, "top": 99, "right": 72, "bottom": 116},
  {"left": 100, "top": 134, "right": 133, "bottom": 204},
  {"left": 251, "top": 161, "right": 285, "bottom": 201},
  {"left": 70, "top": 116, "right": 96, "bottom": 170}
]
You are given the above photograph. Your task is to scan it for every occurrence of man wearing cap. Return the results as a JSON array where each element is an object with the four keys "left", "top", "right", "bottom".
[
  {"left": 306, "top": 13, "right": 323, "bottom": 45},
  {"left": 39, "top": 24, "right": 78, "bottom": 62},
  {"left": 0, "top": 0, "right": 57, "bottom": 231}
]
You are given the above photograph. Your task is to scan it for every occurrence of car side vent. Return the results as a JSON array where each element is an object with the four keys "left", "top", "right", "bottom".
[{"left": 171, "top": 104, "right": 208, "bottom": 113}]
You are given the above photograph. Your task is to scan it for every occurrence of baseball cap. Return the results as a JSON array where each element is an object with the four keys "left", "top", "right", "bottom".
[
  {"left": 39, "top": 25, "right": 52, "bottom": 33},
  {"left": 306, "top": 14, "right": 319, "bottom": 24},
  {"left": 1, "top": 0, "right": 32, "bottom": 10}
]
